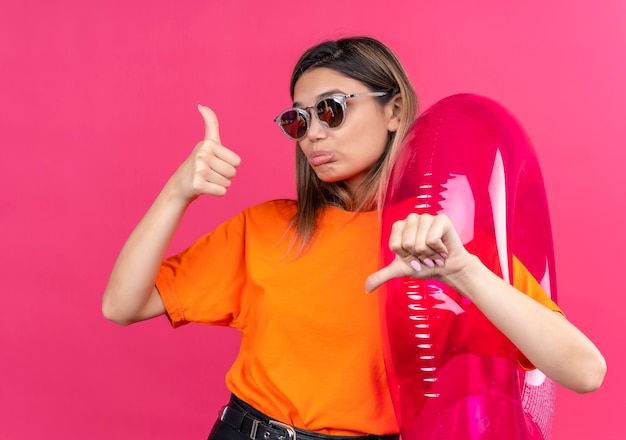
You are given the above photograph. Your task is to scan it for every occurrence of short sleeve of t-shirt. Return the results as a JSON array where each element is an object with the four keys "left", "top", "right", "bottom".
[{"left": 155, "top": 210, "right": 248, "bottom": 329}]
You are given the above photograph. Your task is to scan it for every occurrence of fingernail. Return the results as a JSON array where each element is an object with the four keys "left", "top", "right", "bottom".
[
  {"left": 435, "top": 259, "right": 445, "bottom": 267},
  {"left": 423, "top": 258, "right": 435, "bottom": 268},
  {"left": 410, "top": 260, "right": 422, "bottom": 271},
  {"left": 439, "top": 253, "right": 448, "bottom": 259}
]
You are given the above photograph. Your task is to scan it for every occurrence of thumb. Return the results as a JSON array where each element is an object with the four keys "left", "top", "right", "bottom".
[
  {"left": 365, "top": 259, "right": 408, "bottom": 293},
  {"left": 197, "top": 104, "right": 221, "bottom": 143}
]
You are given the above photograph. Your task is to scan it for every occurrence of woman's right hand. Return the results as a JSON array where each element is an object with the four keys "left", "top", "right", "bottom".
[
  {"left": 168, "top": 105, "right": 242, "bottom": 203},
  {"left": 103, "top": 105, "right": 241, "bottom": 325}
]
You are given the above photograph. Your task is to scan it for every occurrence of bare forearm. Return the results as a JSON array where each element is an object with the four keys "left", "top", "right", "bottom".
[
  {"left": 102, "top": 182, "right": 189, "bottom": 324},
  {"left": 449, "top": 255, "right": 606, "bottom": 393}
]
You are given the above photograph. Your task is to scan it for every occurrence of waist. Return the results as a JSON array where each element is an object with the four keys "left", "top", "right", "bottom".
[{"left": 220, "top": 394, "right": 400, "bottom": 440}]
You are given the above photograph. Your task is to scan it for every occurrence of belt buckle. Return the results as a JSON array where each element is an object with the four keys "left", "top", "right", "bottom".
[
  {"left": 269, "top": 420, "right": 297, "bottom": 440},
  {"left": 250, "top": 419, "right": 296, "bottom": 440}
]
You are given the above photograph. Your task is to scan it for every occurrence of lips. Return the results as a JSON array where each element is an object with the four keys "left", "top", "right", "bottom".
[{"left": 308, "top": 151, "right": 335, "bottom": 166}]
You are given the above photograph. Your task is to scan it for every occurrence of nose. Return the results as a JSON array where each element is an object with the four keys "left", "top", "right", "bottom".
[{"left": 305, "top": 109, "right": 327, "bottom": 142}]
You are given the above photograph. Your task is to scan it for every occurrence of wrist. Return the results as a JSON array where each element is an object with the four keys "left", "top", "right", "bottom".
[
  {"left": 161, "top": 176, "right": 196, "bottom": 210},
  {"left": 443, "top": 253, "right": 488, "bottom": 300}
]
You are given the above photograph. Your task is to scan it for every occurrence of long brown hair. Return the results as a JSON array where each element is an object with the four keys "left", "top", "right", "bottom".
[{"left": 289, "top": 37, "right": 418, "bottom": 249}]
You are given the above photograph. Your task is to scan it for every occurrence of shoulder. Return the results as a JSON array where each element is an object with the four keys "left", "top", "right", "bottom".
[
  {"left": 212, "top": 200, "right": 297, "bottom": 233},
  {"left": 241, "top": 199, "right": 298, "bottom": 221}
]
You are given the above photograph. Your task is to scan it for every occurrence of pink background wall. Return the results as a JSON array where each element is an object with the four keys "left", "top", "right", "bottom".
[{"left": 1, "top": 1, "right": 624, "bottom": 438}]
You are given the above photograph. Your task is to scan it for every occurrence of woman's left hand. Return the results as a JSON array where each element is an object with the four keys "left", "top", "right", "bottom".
[
  {"left": 365, "top": 213, "right": 472, "bottom": 293},
  {"left": 365, "top": 214, "right": 607, "bottom": 394}
]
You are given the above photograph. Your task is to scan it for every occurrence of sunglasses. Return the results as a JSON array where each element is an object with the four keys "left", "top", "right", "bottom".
[{"left": 274, "top": 91, "right": 389, "bottom": 141}]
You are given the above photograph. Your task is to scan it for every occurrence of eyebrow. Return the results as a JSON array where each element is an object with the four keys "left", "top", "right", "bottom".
[{"left": 292, "top": 89, "right": 345, "bottom": 108}]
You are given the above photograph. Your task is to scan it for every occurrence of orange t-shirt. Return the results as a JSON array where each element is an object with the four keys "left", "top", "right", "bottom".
[{"left": 155, "top": 199, "right": 560, "bottom": 436}]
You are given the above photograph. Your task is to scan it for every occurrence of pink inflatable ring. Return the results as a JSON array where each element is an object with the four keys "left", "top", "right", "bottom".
[{"left": 380, "top": 94, "right": 558, "bottom": 440}]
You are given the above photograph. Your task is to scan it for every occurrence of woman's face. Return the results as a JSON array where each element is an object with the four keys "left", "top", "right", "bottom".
[{"left": 292, "top": 67, "right": 400, "bottom": 193}]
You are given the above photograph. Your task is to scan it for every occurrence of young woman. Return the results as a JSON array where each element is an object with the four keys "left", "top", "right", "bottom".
[{"left": 102, "top": 37, "right": 606, "bottom": 439}]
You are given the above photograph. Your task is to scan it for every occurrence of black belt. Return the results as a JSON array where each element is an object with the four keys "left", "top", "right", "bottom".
[{"left": 218, "top": 395, "right": 400, "bottom": 440}]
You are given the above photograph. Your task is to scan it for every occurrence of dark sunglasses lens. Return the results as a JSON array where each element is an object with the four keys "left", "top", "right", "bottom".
[
  {"left": 316, "top": 98, "right": 344, "bottom": 128},
  {"left": 279, "top": 110, "right": 307, "bottom": 139}
]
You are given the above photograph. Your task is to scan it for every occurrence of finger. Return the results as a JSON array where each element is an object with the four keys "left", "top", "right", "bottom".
[
  {"left": 213, "top": 143, "right": 242, "bottom": 168},
  {"left": 365, "top": 258, "right": 412, "bottom": 293},
  {"left": 203, "top": 168, "right": 233, "bottom": 188},
  {"left": 199, "top": 181, "right": 228, "bottom": 197},
  {"left": 424, "top": 215, "right": 451, "bottom": 257},
  {"left": 389, "top": 215, "right": 432, "bottom": 260},
  {"left": 400, "top": 213, "right": 423, "bottom": 253},
  {"left": 197, "top": 104, "right": 221, "bottom": 144},
  {"left": 206, "top": 157, "right": 238, "bottom": 181},
  {"left": 388, "top": 219, "right": 411, "bottom": 256},
  {"left": 192, "top": 173, "right": 229, "bottom": 197},
  {"left": 411, "top": 214, "right": 444, "bottom": 267},
  {"left": 397, "top": 214, "right": 449, "bottom": 263},
  {"left": 364, "top": 268, "right": 392, "bottom": 293},
  {"left": 195, "top": 140, "right": 242, "bottom": 171}
]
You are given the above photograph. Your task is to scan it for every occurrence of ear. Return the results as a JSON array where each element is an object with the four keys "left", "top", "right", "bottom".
[{"left": 385, "top": 94, "right": 403, "bottom": 133}]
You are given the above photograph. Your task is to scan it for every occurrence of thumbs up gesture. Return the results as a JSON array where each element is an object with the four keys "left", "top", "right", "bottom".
[{"left": 168, "top": 105, "right": 242, "bottom": 203}]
